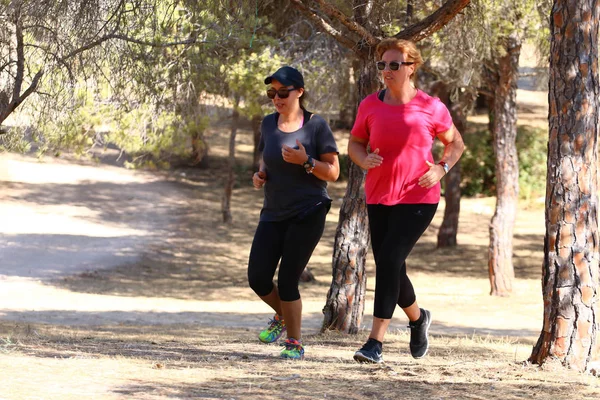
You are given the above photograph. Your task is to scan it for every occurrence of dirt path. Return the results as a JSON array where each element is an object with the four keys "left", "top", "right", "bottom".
[
  {"left": 0, "top": 151, "right": 546, "bottom": 340},
  {"left": 0, "top": 154, "right": 205, "bottom": 325}
]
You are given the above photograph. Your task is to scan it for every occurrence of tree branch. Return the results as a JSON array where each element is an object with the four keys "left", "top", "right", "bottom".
[
  {"left": 291, "top": 0, "right": 471, "bottom": 59},
  {"left": 59, "top": 32, "right": 204, "bottom": 63},
  {"left": 0, "top": 69, "right": 44, "bottom": 126},
  {"left": 0, "top": 61, "right": 15, "bottom": 73},
  {"left": 288, "top": 0, "right": 360, "bottom": 55},
  {"left": 314, "top": 0, "right": 379, "bottom": 47},
  {"left": 13, "top": 16, "right": 25, "bottom": 103},
  {"left": 395, "top": 0, "right": 471, "bottom": 42}
]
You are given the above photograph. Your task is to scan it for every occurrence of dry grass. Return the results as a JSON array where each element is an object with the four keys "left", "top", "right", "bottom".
[{"left": 1, "top": 322, "right": 600, "bottom": 399}]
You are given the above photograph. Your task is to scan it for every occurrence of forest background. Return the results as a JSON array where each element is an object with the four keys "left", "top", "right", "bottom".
[{"left": 1, "top": 1, "right": 600, "bottom": 399}]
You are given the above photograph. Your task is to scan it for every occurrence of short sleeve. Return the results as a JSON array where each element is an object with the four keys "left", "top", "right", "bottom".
[
  {"left": 431, "top": 98, "right": 453, "bottom": 134},
  {"left": 314, "top": 116, "right": 339, "bottom": 156},
  {"left": 258, "top": 124, "right": 265, "bottom": 153},
  {"left": 350, "top": 98, "right": 370, "bottom": 140},
  {"left": 258, "top": 117, "right": 266, "bottom": 152}
]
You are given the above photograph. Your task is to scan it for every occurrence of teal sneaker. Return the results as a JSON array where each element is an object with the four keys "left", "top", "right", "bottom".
[
  {"left": 280, "top": 338, "right": 304, "bottom": 360},
  {"left": 258, "top": 314, "right": 286, "bottom": 343}
]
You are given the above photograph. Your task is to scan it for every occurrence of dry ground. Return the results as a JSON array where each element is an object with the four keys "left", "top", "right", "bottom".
[{"left": 1, "top": 85, "right": 600, "bottom": 399}]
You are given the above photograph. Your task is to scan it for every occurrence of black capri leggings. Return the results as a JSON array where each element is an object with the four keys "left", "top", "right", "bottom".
[
  {"left": 247, "top": 203, "right": 329, "bottom": 302},
  {"left": 368, "top": 203, "right": 438, "bottom": 319}
]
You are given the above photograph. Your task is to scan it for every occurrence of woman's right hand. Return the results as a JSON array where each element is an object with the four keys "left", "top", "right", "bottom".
[
  {"left": 361, "top": 148, "right": 383, "bottom": 170},
  {"left": 253, "top": 171, "right": 267, "bottom": 189}
]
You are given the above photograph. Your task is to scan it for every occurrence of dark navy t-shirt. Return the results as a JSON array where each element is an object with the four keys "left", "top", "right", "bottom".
[{"left": 258, "top": 109, "right": 339, "bottom": 222}]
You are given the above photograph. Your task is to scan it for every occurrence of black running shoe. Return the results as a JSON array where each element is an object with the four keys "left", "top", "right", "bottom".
[
  {"left": 408, "top": 308, "right": 431, "bottom": 359},
  {"left": 353, "top": 338, "right": 383, "bottom": 363}
]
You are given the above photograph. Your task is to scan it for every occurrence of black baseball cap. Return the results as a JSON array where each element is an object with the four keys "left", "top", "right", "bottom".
[{"left": 264, "top": 66, "right": 304, "bottom": 88}]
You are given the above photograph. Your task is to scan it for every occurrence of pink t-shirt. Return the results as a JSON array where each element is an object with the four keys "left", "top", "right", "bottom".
[{"left": 351, "top": 90, "right": 453, "bottom": 205}]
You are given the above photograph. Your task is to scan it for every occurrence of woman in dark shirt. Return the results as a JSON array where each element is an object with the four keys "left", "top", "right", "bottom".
[{"left": 248, "top": 66, "right": 339, "bottom": 360}]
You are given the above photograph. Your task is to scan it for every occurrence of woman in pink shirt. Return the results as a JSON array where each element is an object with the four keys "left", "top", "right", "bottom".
[{"left": 349, "top": 38, "right": 465, "bottom": 363}]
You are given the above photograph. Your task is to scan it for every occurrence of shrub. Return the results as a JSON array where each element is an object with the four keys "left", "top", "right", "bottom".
[{"left": 460, "top": 124, "right": 548, "bottom": 200}]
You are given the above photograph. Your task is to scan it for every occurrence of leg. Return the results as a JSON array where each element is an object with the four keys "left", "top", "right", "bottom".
[
  {"left": 248, "top": 221, "right": 284, "bottom": 314},
  {"left": 393, "top": 204, "right": 438, "bottom": 321},
  {"left": 369, "top": 317, "right": 392, "bottom": 342},
  {"left": 280, "top": 299, "right": 302, "bottom": 340},
  {"left": 278, "top": 204, "right": 328, "bottom": 341},
  {"left": 374, "top": 204, "right": 438, "bottom": 323},
  {"left": 403, "top": 301, "right": 422, "bottom": 322},
  {"left": 260, "top": 288, "right": 283, "bottom": 316},
  {"left": 353, "top": 205, "right": 390, "bottom": 363},
  {"left": 355, "top": 204, "right": 436, "bottom": 363}
]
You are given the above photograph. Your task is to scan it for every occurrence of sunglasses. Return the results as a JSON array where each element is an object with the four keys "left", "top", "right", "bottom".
[
  {"left": 376, "top": 61, "right": 415, "bottom": 71},
  {"left": 266, "top": 87, "right": 297, "bottom": 99}
]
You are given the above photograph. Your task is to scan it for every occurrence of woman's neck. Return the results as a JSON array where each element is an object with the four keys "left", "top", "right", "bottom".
[
  {"left": 278, "top": 107, "right": 303, "bottom": 123},
  {"left": 278, "top": 107, "right": 304, "bottom": 132},
  {"left": 385, "top": 83, "right": 417, "bottom": 105}
]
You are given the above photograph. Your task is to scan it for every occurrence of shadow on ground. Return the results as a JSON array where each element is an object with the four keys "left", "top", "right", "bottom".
[{"left": 0, "top": 323, "right": 592, "bottom": 400}]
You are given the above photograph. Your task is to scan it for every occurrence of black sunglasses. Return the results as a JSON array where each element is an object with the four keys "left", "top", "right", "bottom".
[
  {"left": 266, "top": 87, "right": 297, "bottom": 99},
  {"left": 376, "top": 61, "right": 415, "bottom": 71}
]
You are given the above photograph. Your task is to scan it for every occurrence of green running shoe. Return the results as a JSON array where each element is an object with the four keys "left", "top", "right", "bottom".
[
  {"left": 280, "top": 338, "right": 304, "bottom": 360},
  {"left": 258, "top": 314, "right": 286, "bottom": 343}
]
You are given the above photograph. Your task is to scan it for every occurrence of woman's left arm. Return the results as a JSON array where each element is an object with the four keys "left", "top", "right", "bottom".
[
  {"left": 312, "top": 152, "right": 340, "bottom": 182},
  {"left": 418, "top": 124, "right": 465, "bottom": 189},
  {"left": 282, "top": 141, "right": 340, "bottom": 182},
  {"left": 437, "top": 124, "right": 465, "bottom": 171}
]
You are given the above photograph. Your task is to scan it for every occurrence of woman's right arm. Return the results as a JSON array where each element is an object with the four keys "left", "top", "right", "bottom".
[
  {"left": 252, "top": 158, "right": 267, "bottom": 189},
  {"left": 348, "top": 136, "right": 383, "bottom": 170}
]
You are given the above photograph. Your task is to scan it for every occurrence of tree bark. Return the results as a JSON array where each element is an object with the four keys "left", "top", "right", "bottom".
[
  {"left": 488, "top": 34, "right": 521, "bottom": 296},
  {"left": 530, "top": 1, "right": 600, "bottom": 372},
  {"left": 438, "top": 161, "right": 461, "bottom": 247},
  {"left": 222, "top": 94, "right": 240, "bottom": 223},
  {"left": 321, "top": 58, "right": 378, "bottom": 334}
]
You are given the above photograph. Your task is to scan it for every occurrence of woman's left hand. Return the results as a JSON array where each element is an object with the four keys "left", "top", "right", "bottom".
[
  {"left": 418, "top": 160, "right": 446, "bottom": 189},
  {"left": 282, "top": 139, "right": 308, "bottom": 165}
]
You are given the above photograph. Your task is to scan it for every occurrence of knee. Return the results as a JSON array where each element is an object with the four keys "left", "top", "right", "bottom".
[
  {"left": 397, "top": 292, "right": 416, "bottom": 309},
  {"left": 277, "top": 280, "right": 300, "bottom": 302},
  {"left": 248, "top": 271, "right": 273, "bottom": 297}
]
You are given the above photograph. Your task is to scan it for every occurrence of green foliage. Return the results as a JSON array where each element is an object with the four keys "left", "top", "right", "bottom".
[
  {"left": 460, "top": 128, "right": 496, "bottom": 197},
  {"left": 0, "top": 127, "right": 31, "bottom": 153},
  {"left": 107, "top": 105, "right": 196, "bottom": 167},
  {"left": 460, "top": 124, "right": 548, "bottom": 199},
  {"left": 516, "top": 125, "right": 547, "bottom": 202},
  {"left": 337, "top": 153, "right": 350, "bottom": 181},
  {"left": 223, "top": 48, "right": 282, "bottom": 119}
]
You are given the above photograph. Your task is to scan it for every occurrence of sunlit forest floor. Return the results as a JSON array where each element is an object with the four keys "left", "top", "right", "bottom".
[{"left": 2, "top": 80, "right": 600, "bottom": 399}]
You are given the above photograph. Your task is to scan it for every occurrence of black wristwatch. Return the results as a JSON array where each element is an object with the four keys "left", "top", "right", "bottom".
[
  {"left": 303, "top": 155, "right": 316, "bottom": 174},
  {"left": 438, "top": 161, "right": 449, "bottom": 174}
]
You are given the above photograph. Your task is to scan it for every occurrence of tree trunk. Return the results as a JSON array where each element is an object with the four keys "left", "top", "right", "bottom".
[
  {"left": 322, "top": 58, "right": 378, "bottom": 334},
  {"left": 530, "top": 1, "right": 600, "bottom": 372},
  {"left": 488, "top": 34, "right": 521, "bottom": 296},
  {"left": 438, "top": 161, "right": 461, "bottom": 247},
  {"left": 222, "top": 94, "right": 240, "bottom": 223},
  {"left": 251, "top": 114, "right": 262, "bottom": 171}
]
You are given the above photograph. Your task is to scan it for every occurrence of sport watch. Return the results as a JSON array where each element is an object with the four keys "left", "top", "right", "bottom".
[
  {"left": 303, "top": 155, "right": 316, "bottom": 174},
  {"left": 439, "top": 161, "right": 449, "bottom": 174}
]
